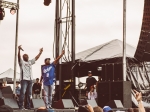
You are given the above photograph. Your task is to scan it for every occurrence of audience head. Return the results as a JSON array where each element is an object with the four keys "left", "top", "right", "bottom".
[
  {"left": 16, "top": 82, "right": 19, "bottom": 87},
  {"left": 127, "top": 108, "right": 134, "bottom": 112},
  {"left": 78, "top": 106, "right": 89, "bottom": 112},
  {"left": 88, "top": 71, "right": 92, "bottom": 77},
  {"left": 36, "top": 78, "right": 39, "bottom": 83},
  {"left": 103, "top": 106, "right": 113, "bottom": 112},
  {"left": 93, "top": 106, "right": 103, "bottom": 112}
]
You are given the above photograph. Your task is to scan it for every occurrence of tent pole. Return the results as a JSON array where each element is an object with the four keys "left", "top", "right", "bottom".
[
  {"left": 13, "top": 0, "right": 19, "bottom": 94},
  {"left": 123, "top": 0, "right": 126, "bottom": 81}
]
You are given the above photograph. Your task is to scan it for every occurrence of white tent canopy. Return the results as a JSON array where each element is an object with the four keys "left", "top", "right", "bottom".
[
  {"left": 76, "top": 39, "right": 136, "bottom": 61},
  {"left": 0, "top": 68, "right": 20, "bottom": 82}
]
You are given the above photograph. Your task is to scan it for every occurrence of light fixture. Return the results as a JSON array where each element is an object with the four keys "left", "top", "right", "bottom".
[
  {"left": 44, "top": 0, "right": 52, "bottom": 6},
  {"left": 0, "top": 8, "right": 5, "bottom": 20},
  {"left": 78, "top": 82, "right": 83, "bottom": 88},
  {"left": 97, "top": 67, "right": 102, "bottom": 71},
  {"left": 10, "top": 8, "right": 16, "bottom": 15}
]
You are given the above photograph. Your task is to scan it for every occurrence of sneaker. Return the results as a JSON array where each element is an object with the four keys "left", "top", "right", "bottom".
[
  {"left": 46, "top": 106, "right": 49, "bottom": 109},
  {"left": 49, "top": 106, "right": 52, "bottom": 109},
  {"left": 19, "top": 107, "right": 26, "bottom": 110},
  {"left": 26, "top": 107, "right": 32, "bottom": 110}
]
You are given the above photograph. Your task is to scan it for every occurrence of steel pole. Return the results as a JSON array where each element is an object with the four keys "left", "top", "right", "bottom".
[
  {"left": 71, "top": 0, "right": 75, "bottom": 96},
  {"left": 123, "top": 0, "right": 126, "bottom": 81},
  {"left": 13, "top": 0, "right": 19, "bottom": 94}
]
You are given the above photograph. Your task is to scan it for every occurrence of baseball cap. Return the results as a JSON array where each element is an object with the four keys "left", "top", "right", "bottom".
[
  {"left": 44, "top": 58, "right": 50, "bottom": 62},
  {"left": 103, "top": 106, "right": 112, "bottom": 112},
  {"left": 88, "top": 71, "right": 92, "bottom": 74}
]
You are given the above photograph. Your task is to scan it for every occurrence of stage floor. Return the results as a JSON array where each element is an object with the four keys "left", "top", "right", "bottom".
[{"left": 13, "top": 109, "right": 76, "bottom": 112}]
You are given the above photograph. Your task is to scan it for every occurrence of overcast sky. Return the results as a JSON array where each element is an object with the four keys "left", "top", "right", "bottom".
[{"left": 0, "top": 0, "right": 144, "bottom": 81}]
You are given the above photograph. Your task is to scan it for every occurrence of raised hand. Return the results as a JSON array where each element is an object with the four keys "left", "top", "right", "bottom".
[
  {"left": 134, "top": 90, "right": 142, "bottom": 102},
  {"left": 62, "top": 50, "right": 65, "bottom": 54},
  {"left": 39, "top": 48, "right": 43, "bottom": 53},
  {"left": 18, "top": 45, "right": 24, "bottom": 51}
]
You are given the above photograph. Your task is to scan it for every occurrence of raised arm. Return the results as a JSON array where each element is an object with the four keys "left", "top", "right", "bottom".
[
  {"left": 134, "top": 90, "right": 145, "bottom": 112},
  {"left": 18, "top": 45, "right": 23, "bottom": 65},
  {"left": 35, "top": 48, "right": 43, "bottom": 61},
  {"left": 53, "top": 50, "right": 65, "bottom": 65}
]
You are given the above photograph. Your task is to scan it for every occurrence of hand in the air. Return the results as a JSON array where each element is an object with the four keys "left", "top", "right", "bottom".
[
  {"left": 39, "top": 48, "right": 43, "bottom": 53},
  {"left": 62, "top": 50, "right": 65, "bottom": 54},
  {"left": 134, "top": 90, "right": 142, "bottom": 102},
  {"left": 18, "top": 45, "right": 24, "bottom": 51}
]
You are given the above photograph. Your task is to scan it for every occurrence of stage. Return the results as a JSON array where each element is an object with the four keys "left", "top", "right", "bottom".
[{"left": 13, "top": 109, "right": 76, "bottom": 112}]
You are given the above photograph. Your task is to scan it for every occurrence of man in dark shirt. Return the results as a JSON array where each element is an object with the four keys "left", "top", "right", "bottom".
[
  {"left": 84, "top": 71, "right": 97, "bottom": 92},
  {"left": 32, "top": 78, "right": 41, "bottom": 99}
]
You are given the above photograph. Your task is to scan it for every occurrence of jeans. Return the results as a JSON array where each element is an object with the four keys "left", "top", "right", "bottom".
[
  {"left": 43, "top": 84, "right": 54, "bottom": 107},
  {"left": 19, "top": 80, "right": 32, "bottom": 108}
]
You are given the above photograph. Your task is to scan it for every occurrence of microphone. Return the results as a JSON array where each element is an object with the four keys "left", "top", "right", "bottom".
[{"left": 20, "top": 48, "right": 24, "bottom": 51}]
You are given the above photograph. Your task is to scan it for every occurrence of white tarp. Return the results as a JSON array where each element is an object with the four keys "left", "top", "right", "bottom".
[
  {"left": 76, "top": 39, "right": 136, "bottom": 62},
  {"left": 0, "top": 68, "right": 20, "bottom": 82}
]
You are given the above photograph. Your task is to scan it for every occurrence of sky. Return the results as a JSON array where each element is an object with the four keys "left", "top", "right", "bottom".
[{"left": 0, "top": 0, "right": 144, "bottom": 83}]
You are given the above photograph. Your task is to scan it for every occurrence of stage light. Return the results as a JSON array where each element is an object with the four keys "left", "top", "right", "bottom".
[
  {"left": 44, "top": 0, "right": 51, "bottom": 6},
  {"left": 78, "top": 82, "right": 83, "bottom": 88},
  {"left": 97, "top": 67, "right": 102, "bottom": 71},
  {"left": 10, "top": 8, "right": 16, "bottom": 15},
  {"left": 0, "top": 8, "right": 5, "bottom": 20}
]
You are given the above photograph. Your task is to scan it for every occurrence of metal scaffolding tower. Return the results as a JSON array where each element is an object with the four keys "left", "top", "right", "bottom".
[{"left": 54, "top": 0, "right": 76, "bottom": 100}]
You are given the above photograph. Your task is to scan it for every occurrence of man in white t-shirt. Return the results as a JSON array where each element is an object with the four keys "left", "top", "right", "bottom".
[{"left": 18, "top": 45, "right": 43, "bottom": 110}]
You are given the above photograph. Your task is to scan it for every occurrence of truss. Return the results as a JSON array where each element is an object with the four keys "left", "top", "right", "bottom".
[{"left": 0, "top": 0, "right": 19, "bottom": 10}]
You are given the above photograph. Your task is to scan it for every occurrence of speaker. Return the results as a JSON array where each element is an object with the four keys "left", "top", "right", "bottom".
[
  {"left": 101, "top": 65, "right": 106, "bottom": 81},
  {"left": 134, "top": 39, "right": 150, "bottom": 61},
  {"left": 114, "top": 64, "right": 123, "bottom": 81},
  {"left": 53, "top": 99, "right": 74, "bottom": 109},
  {"left": 101, "top": 64, "right": 123, "bottom": 81},
  {"left": 106, "top": 100, "right": 124, "bottom": 108},
  {"left": 106, "top": 64, "right": 113, "bottom": 81},
  {"left": 80, "top": 100, "right": 97, "bottom": 107},
  {"left": 97, "top": 82, "right": 111, "bottom": 107},
  {"left": 31, "top": 99, "right": 45, "bottom": 108},
  {"left": 0, "top": 98, "right": 19, "bottom": 109},
  {"left": 134, "top": 49, "right": 150, "bottom": 61},
  {"left": 97, "top": 81, "right": 131, "bottom": 108},
  {"left": 87, "top": 100, "right": 98, "bottom": 107},
  {"left": 134, "top": 0, "right": 150, "bottom": 62},
  {"left": 111, "top": 81, "right": 131, "bottom": 108},
  {"left": 1, "top": 86, "right": 13, "bottom": 98},
  {"left": 97, "top": 82, "right": 110, "bottom": 94},
  {"left": 0, "top": 90, "right": 2, "bottom": 98}
]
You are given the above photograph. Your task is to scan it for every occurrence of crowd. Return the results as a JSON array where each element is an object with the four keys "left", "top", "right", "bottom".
[{"left": 78, "top": 90, "right": 145, "bottom": 112}]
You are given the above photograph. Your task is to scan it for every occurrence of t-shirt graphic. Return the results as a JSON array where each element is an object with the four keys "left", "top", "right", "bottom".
[{"left": 42, "top": 63, "right": 56, "bottom": 86}]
